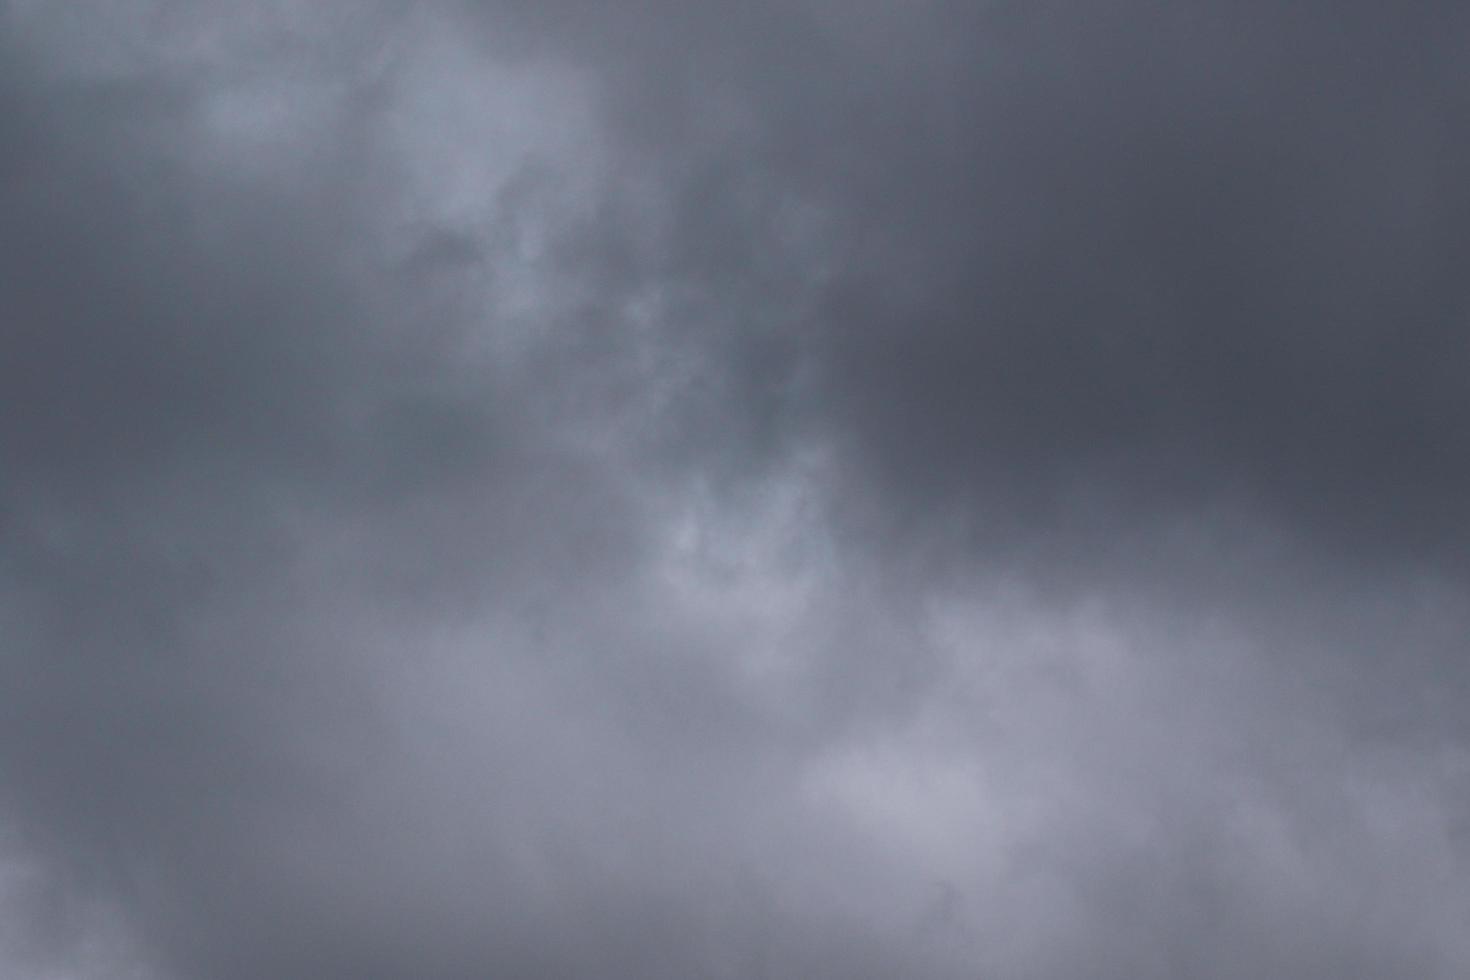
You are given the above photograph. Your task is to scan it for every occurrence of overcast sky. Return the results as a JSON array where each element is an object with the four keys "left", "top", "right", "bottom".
[{"left": 4, "top": 2, "right": 1470, "bottom": 978}]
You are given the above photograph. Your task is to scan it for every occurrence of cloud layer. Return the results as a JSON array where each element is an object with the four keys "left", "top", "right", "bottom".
[{"left": 4, "top": 2, "right": 1470, "bottom": 978}]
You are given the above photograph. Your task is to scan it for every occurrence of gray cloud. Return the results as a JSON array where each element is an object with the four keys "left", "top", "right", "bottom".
[{"left": 3, "top": 2, "right": 1470, "bottom": 978}]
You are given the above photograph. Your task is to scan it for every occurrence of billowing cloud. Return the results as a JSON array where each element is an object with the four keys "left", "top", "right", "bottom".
[{"left": 3, "top": 2, "right": 1470, "bottom": 978}]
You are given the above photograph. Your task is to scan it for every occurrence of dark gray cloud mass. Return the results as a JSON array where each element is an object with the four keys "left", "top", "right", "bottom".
[{"left": 4, "top": 2, "right": 1470, "bottom": 978}]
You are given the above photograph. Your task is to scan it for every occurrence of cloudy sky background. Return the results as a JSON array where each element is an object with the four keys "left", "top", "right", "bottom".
[{"left": 4, "top": 2, "right": 1470, "bottom": 977}]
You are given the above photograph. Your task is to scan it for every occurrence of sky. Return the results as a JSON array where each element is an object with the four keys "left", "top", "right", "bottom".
[{"left": 3, "top": 2, "right": 1470, "bottom": 978}]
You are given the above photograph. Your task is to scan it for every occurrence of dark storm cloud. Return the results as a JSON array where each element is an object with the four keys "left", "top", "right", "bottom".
[
  {"left": 958, "top": 16, "right": 1443, "bottom": 564},
  {"left": 808, "top": 1, "right": 1470, "bottom": 571},
  {"left": 4, "top": 2, "right": 1470, "bottom": 979},
  {"left": 471, "top": 0, "right": 1470, "bottom": 568}
]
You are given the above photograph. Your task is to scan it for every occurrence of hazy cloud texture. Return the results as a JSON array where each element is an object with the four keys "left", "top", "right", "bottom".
[{"left": 4, "top": 2, "right": 1470, "bottom": 978}]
